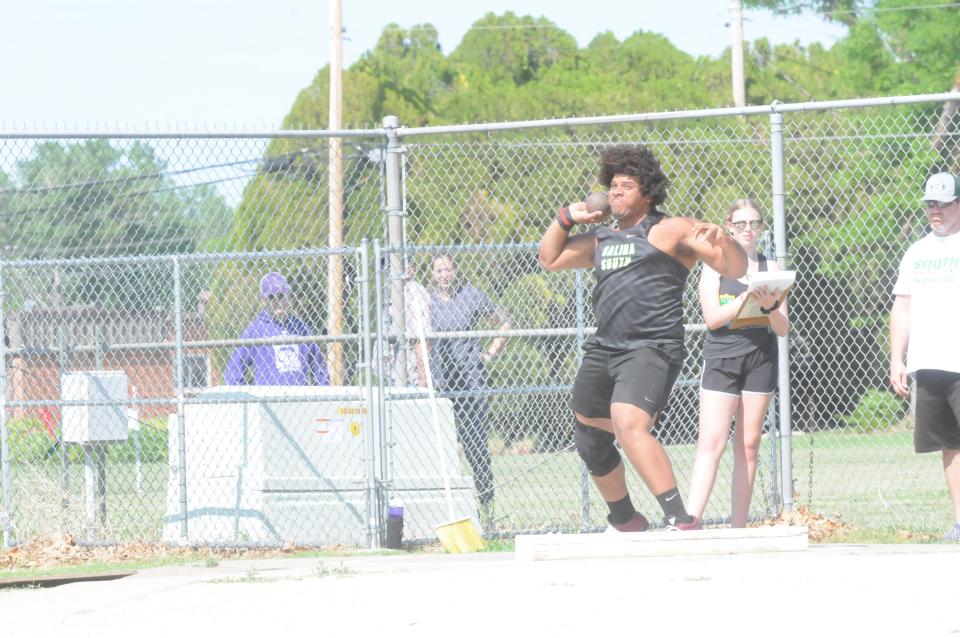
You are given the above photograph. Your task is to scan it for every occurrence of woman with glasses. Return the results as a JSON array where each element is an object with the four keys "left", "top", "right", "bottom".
[
  {"left": 429, "top": 254, "right": 510, "bottom": 513},
  {"left": 687, "top": 199, "right": 789, "bottom": 527}
]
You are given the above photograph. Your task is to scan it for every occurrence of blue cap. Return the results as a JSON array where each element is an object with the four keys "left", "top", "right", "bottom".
[{"left": 260, "top": 272, "right": 291, "bottom": 298}]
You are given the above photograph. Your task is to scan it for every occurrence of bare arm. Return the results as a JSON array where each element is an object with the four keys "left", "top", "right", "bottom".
[
  {"left": 681, "top": 221, "right": 748, "bottom": 280},
  {"left": 414, "top": 340, "right": 428, "bottom": 387},
  {"left": 889, "top": 295, "right": 911, "bottom": 397},
  {"left": 765, "top": 294, "right": 790, "bottom": 337},
  {"left": 538, "top": 202, "right": 605, "bottom": 271},
  {"left": 698, "top": 264, "right": 746, "bottom": 330},
  {"left": 753, "top": 261, "right": 790, "bottom": 337},
  {"left": 482, "top": 306, "right": 511, "bottom": 363}
]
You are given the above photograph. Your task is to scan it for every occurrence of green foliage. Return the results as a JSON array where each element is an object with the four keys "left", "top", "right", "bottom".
[
  {"left": 6, "top": 140, "right": 230, "bottom": 260},
  {"left": 106, "top": 421, "right": 169, "bottom": 464},
  {"left": 240, "top": 8, "right": 959, "bottom": 342},
  {"left": 838, "top": 388, "right": 907, "bottom": 431},
  {"left": 4, "top": 418, "right": 168, "bottom": 465},
  {"left": 743, "top": 1, "right": 865, "bottom": 28},
  {"left": 6, "top": 420, "right": 59, "bottom": 464},
  {"left": 451, "top": 12, "right": 577, "bottom": 87},
  {"left": 0, "top": 140, "right": 231, "bottom": 314}
]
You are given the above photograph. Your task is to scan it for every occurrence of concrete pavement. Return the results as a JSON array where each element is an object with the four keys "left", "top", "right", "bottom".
[{"left": 2, "top": 543, "right": 959, "bottom": 637}]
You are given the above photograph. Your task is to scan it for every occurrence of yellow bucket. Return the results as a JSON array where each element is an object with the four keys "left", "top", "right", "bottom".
[{"left": 435, "top": 517, "right": 486, "bottom": 553}]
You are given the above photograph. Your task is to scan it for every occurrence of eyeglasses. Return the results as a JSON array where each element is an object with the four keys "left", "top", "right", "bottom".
[
  {"left": 730, "top": 220, "right": 764, "bottom": 231},
  {"left": 924, "top": 200, "right": 956, "bottom": 209},
  {"left": 264, "top": 294, "right": 289, "bottom": 302}
]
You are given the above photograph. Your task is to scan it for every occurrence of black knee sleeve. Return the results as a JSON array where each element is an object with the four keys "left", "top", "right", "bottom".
[{"left": 574, "top": 418, "right": 621, "bottom": 476}]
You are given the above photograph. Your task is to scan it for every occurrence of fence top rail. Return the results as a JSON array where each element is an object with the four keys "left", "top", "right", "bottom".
[
  {"left": 395, "top": 92, "right": 960, "bottom": 137},
  {"left": 0, "top": 246, "right": 362, "bottom": 269},
  {"left": 2, "top": 93, "right": 957, "bottom": 140},
  {"left": 381, "top": 242, "right": 539, "bottom": 255}
]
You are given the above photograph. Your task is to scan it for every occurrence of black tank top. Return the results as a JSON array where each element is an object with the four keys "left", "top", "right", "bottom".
[
  {"left": 589, "top": 212, "right": 690, "bottom": 351},
  {"left": 702, "top": 255, "right": 776, "bottom": 359}
]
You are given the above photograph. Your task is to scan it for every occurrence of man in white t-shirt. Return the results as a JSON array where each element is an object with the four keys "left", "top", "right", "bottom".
[{"left": 890, "top": 171, "right": 960, "bottom": 541}]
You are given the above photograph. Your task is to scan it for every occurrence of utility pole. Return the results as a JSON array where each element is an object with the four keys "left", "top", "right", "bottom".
[
  {"left": 731, "top": 0, "right": 746, "bottom": 107},
  {"left": 328, "top": 0, "right": 345, "bottom": 384}
]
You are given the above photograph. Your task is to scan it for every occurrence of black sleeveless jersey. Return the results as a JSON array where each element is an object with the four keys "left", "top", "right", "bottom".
[
  {"left": 702, "top": 254, "right": 775, "bottom": 359},
  {"left": 589, "top": 212, "right": 690, "bottom": 350}
]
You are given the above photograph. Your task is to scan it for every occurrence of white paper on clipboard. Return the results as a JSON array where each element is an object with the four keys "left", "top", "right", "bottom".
[
  {"left": 746, "top": 270, "right": 795, "bottom": 294},
  {"left": 731, "top": 270, "right": 795, "bottom": 329}
]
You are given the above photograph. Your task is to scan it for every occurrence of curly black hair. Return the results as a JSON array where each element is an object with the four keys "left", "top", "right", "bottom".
[{"left": 597, "top": 144, "right": 671, "bottom": 207}]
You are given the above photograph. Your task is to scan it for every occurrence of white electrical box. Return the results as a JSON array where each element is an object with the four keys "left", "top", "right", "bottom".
[
  {"left": 162, "top": 385, "right": 479, "bottom": 547},
  {"left": 61, "top": 371, "right": 130, "bottom": 443}
]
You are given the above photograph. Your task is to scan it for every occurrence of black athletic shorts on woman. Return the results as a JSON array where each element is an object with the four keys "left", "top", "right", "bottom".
[
  {"left": 571, "top": 342, "right": 684, "bottom": 419},
  {"left": 700, "top": 342, "right": 778, "bottom": 396},
  {"left": 914, "top": 369, "right": 960, "bottom": 453}
]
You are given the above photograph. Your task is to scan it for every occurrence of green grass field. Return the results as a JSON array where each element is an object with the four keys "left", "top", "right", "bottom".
[
  {"left": 487, "top": 428, "right": 951, "bottom": 536},
  {"left": 2, "top": 428, "right": 951, "bottom": 545},
  {"left": 788, "top": 430, "right": 948, "bottom": 533}
]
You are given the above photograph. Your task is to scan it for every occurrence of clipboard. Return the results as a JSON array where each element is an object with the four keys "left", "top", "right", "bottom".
[{"left": 730, "top": 270, "right": 795, "bottom": 329}]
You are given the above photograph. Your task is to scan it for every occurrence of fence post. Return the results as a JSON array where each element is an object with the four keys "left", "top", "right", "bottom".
[
  {"left": 770, "top": 106, "right": 795, "bottom": 514},
  {"left": 372, "top": 240, "right": 394, "bottom": 548},
  {"left": 357, "top": 240, "right": 380, "bottom": 549},
  {"left": 172, "top": 256, "right": 189, "bottom": 540},
  {"left": 575, "top": 270, "right": 590, "bottom": 532},
  {"left": 0, "top": 262, "right": 11, "bottom": 548},
  {"left": 383, "top": 115, "right": 408, "bottom": 386},
  {"left": 58, "top": 325, "right": 69, "bottom": 531}
]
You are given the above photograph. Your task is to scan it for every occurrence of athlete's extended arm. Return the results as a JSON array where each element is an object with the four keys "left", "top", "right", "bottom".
[
  {"left": 538, "top": 202, "right": 604, "bottom": 271},
  {"left": 687, "top": 222, "right": 747, "bottom": 280}
]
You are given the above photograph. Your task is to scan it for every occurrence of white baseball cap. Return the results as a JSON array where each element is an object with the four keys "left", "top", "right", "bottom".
[{"left": 922, "top": 172, "right": 959, "bottom": 204}]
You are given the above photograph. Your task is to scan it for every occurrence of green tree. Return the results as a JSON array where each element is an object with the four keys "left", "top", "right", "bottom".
[
  {"left": 2, "top": 140, "right": 230, "bottom": 309},
  {"left": 6, "top": 140, "right": 230, "bottom": 259},
  {"left": 743, "top": 0, "right": 862, "bottom": 27}
]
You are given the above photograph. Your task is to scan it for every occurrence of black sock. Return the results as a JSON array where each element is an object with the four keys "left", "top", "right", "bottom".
[
  {"left": 605, "top": 495, "right": 636, "bottom": 525},
  {"left": 656, "top": 487, "right": 693, "bottom": 522}
]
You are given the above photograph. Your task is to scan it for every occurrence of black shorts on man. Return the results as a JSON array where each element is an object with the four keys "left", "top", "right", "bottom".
[
  {"left": 571, "top": 342, "right": 684, "bottom": 419},
  {"left": 700, "top": 343, "right": 777, "bottom": 396},
  {"left": 914, "top": 369, "right": 960, "bottom": 453}
]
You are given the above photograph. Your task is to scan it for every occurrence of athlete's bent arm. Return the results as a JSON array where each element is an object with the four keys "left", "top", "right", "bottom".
[{"left": 538, "top": 202, "right": 604, "bottom": 272}]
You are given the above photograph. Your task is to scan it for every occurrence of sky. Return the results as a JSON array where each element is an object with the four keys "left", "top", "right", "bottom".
[{"left": 1, "top": 0, "right": 849, "bottom": 130}]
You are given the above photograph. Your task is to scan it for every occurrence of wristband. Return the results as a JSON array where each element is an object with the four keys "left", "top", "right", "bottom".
[
  {"left": 555, "top": 207, "right": 575, "bottom": 232},
  {"left": 760, "top": 299, "right": 781, "bottom": 315}
]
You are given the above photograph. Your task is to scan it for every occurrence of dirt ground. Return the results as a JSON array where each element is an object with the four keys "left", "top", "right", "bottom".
[
  {"left": 0, "top": 533, "right": 300, "bottom": 572},
  {"left": 0, "top": 506, "right": 938, "bottom": 572}
]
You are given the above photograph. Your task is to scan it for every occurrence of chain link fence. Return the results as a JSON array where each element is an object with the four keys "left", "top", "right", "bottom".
[{"left": 2, "top": 93, "right": 958, "bottom": 548}]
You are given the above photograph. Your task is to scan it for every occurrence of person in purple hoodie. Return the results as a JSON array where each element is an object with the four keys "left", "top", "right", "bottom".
[{"left": 224, "top": 272, "right": 330, "bottom": 386}]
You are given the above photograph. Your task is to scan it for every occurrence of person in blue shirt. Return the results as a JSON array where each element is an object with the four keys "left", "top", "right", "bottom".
[
  {"left": 224, "top": 272, "right": 330, "bottom": 386},
  {"left": 429, "top": 254, "right": 510, "bottom": 509}
]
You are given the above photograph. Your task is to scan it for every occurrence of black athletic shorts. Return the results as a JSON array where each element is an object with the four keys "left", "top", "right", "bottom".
[
  {"left": 700, "top": 344, "right": 778, "bottom": 396},
  {"left": 914, "top": 369, "right": 960, "bottom": 453},
  {"left": 571, "top": 343, "right": 683, "bottom": 419}
]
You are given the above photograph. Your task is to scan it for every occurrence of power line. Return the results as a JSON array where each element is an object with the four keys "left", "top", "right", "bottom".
[
  {"left": 772, "top": 52, "right": 838, "bottom": 76},
  {"left": 770, "top": 1, "right": 960, "bottom": 16},
  {"left": 0, "top": 149, "right": 324, "bottom": 196},
  {"left": 0, "top": 170, "right": 261, "bottom": 221},
  {"left": 382, "top": 23, "right": 562, "bottom": 35},
  {"left": 0, "top": 145, "right": 374, "bottom": 226}
]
